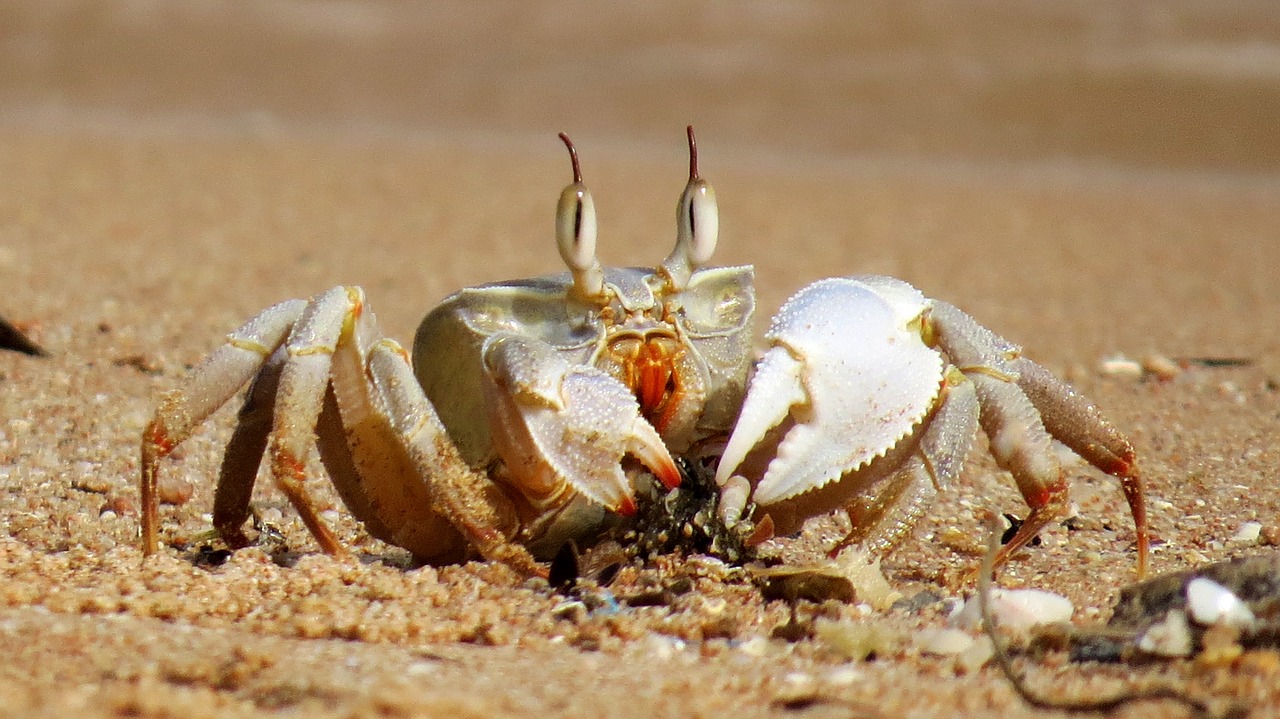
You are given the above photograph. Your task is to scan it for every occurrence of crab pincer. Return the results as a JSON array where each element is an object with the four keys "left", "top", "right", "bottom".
[
  {"left": 482, "top": 332, "right": 681, "bottom": 521},
  {"left": 717, "top": 274, "right": 1149, "bottom": 579}
]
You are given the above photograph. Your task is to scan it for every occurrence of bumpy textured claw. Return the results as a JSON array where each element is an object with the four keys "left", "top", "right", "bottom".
[
  {"left": 716, "top": 277, "right": 944, "bottom": 506},
  {"left": 482, "top": 333, "right": 680, "bottom": 516}
]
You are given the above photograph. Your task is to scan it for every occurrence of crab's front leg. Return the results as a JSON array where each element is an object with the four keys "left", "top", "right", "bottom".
[{"left": 141, "top": 298, "right": 306, "bottom": 555}]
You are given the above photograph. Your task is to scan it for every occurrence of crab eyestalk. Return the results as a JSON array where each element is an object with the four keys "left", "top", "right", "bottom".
[
  {"left": 661, "top": 125, "right": 719, "bottom": 292},
  {"left": 555, "top": 133, "right": 606, "bottom": 303}
]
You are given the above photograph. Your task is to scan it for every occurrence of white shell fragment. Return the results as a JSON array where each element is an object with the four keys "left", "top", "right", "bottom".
[
  {"left": 1137, "top": 610, "right": 1194, "bottom": 658},
  {"left": 955, "top": 636, "right": 996, "bottom": 674},
  {"left": 1185, "top": 577, "right": 1256, "bottom": 629},
  {"left": 951, "top": 588, "right": 1074, "bottom": 634},
  {"left": 1098, "top": 353, "right": 1143, "bottom": 379}
]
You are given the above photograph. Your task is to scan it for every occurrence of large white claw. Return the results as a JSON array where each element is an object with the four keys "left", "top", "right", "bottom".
[
  {"left": 717, "top": 277, "right": 944, "bottom": 506},
  {"left": 482, "top": 333, "right": 680, "bottom": 516}
]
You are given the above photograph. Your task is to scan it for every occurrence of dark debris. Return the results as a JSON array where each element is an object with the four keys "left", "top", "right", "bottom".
[{"left": 0, "top": 315, "right": 45, "bottom": 356}]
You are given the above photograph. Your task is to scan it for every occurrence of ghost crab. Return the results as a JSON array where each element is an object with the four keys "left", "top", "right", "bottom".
[{"left": 139, "top": 127, "right": 1150, "bottom": 580}]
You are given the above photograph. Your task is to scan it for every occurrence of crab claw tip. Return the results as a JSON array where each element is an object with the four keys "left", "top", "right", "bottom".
[
  {"left": 654, "top": 458, "right": 682, "bottom": 490},
  {"left": 624, "top": 420, "right": 681, "bottom": 491},
  {"left": 616, "top": 495, "right": 638, "bottom": 517},
  {"left": 714, "top": 346, "right": 807, "bottom": 489}
]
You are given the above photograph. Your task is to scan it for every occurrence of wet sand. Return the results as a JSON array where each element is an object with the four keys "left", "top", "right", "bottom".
[{"left": 1, "top": 2, "right": 1279, "bottom": 717}]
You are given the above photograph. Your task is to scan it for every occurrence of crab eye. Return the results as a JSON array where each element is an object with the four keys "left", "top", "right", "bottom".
[
  {"left": 556, "top": 183, "right": 597, "bottom": 273},
  {"left": 678, "top": 178, "right": 718, "bottom": 266},
  {"left": 555, "top": 133, "right": 605, "bottom": 301},
  {"left": 661, "top": 126, "right": 720, "bottom": 290}
]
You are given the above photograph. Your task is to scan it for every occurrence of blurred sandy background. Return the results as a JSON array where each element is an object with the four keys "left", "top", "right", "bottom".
[
  {"left": 1, "top": 2, "right": 1279, "bottom": 717},
  {"left": 5, "top": 1, "right": 1280, "bottom": 172}
]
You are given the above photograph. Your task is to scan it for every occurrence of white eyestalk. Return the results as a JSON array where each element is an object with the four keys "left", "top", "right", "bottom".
[
  {"left": 661, "top": 125, "right": 719, "bottom": 291},
  {"left": 555, "top": 133, "right": 606, "bottom": 302}
]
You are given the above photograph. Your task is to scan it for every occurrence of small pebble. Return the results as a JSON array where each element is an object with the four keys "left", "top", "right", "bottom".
[
  {"left": 156, "top": 476, "right": 194, "bottom": 505},
  {"left": 779, "top": 671, "right": 816, "bottom": 696},
  {"left": 831, "top": 548, "right": 903, "bottom": 610},
  {"left": 823, "top": 666, "right": 862, "bottom": 686},
  {"left": 814, "top": 618, "right": 896, "bottom": 662},
  {"left": 100, "top": 495, "right": 135, "bottom": 516},
  {"left": 1198, "top": 623, "right": 1245, "bottom": 667},
  {"left": 642, "top": 634, "right": 685, "bottom": 661},
  {"left": 1141, "top": 354, "right": 1182, "bottom": 381},
  {"left": 915, "top": 627, "right": 974, "bottom": 656},
  {"left": 1231, "top": 521, "right": 1263, "bottom": 544},
  {"left": 955, "top": 636, "right": 995, "bottom": 673},
  {"left": 736, "top": 636, "right": 769, "bottom": 658},
  {"left": 74, "top": 473, "right": 112, "bottom": 493},
  {"left": 1186, "top": 577, "right": 1256, "bottom": 629}
]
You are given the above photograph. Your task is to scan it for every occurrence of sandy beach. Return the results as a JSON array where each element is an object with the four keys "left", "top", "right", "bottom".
[{"left": 1, "top": 2, "right": 1279, "bottom": 717}]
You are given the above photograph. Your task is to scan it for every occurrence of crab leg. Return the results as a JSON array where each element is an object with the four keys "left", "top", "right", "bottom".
[
  {"left": 208, "top": 318, "right": 473, "bottom": 563},
  {"left": 258, "top": 287, "right": 371, "bottom": 556},
  {"left": 1011, "top": 357, "right": 1149, "bottom": 576},
  {"left": 262, "top": 287, "right": 542, "bottom": 574},
  {"left": 140, "top": 299, "right": 306, "bottom": 555},
  {"left": 211, "top": 347, "right": 286, "bottom": 548},
  {"left": 930, "top": 301, "right": 1149, "bottom": 578}
]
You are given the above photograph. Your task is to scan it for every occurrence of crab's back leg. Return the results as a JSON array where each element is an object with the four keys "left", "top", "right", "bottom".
[
  {"left": 930, "top": 301, "right": 1148, "bottom": 577},
  {"left": 209, "top": 349, "right": 413, "bottom": 554},
  {"left": 317, "top": 301, "right": 531, "bottom": 570},
  {"left": 1013, "top": 357, "right": 1149, "bottom": 576},
  {"left": 211, "top": 346, "right": 286, "bottom": 549},
  {"left": 261, "top": 287, "right": 373, "bottom": 556},
  {"left": 140, "top": 299, "right": 306, "bottom": 555}
]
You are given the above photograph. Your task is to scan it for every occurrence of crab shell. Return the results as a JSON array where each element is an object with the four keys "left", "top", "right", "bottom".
[{"left": 411, "top": 265, "right": 754, "bottom": 551}]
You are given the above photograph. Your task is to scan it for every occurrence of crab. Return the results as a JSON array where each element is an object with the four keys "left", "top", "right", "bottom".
[{"left": 139, "top": 127, "right": 1150, "bottom": 580}]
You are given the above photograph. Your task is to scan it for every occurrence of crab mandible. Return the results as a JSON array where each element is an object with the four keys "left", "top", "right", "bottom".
[{"left": 139, "top": 127, "right": 1149, "bottom": 579}]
